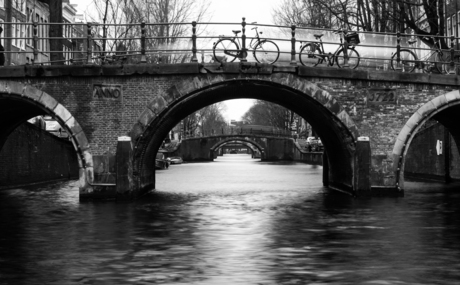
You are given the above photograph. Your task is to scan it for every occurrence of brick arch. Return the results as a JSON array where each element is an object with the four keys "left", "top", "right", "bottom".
[
  {"left": 209, "top": 137, "right": 266, "bottom": 159},
  {"left": 393, "top": 90, "right": 460, "bottom": 190},
  {"left": 130, "top": 74, "right": 360, "bottom": 194},
  {"left": 0, "top": 80, "right": 93, "bottom": 193}
]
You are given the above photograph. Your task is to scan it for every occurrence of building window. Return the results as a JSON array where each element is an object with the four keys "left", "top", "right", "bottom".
[
  {"left": 0, "top": 0, "right": 4, "bottom": 8},
  {"left": 0, "top": 20, "right": 3, "bottom": 46},
  {"left": 447, "top": 17, "right": 452, "bottom": 37},
  {"left": 13, "top": 0, "right": 25, "bottom": 13},
  {"left": 453, "top": 15, "right": 457, "bottom": 37},
  {"left": 35, "top": 14, "right": 40, "bottom": 50}
]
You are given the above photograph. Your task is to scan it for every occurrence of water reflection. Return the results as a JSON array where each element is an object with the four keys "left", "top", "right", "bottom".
[{"left": 1, "top": 154, "right": 460, "bottom": 284}]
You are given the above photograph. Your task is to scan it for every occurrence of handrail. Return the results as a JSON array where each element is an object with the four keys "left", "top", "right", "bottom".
[{"left": 0, "top": 19, "right": 459, "bottom": 73}]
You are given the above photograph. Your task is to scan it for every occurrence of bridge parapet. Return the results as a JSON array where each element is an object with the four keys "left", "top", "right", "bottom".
[{"left": 1, "top": 20, "right": 460, "bottom": 76}]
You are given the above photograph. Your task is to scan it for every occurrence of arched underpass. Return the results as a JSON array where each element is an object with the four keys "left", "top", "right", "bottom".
[
  {"left": 131, "top": 79, "right": 358, "bottom": 196},
  {"left": 0, "top": 82, "right": 91, "bottom": 191},
  {"left": 394, "top": 91, "right": 460, "bottom": 189},
  {"left": 211, "top": 138, "right": 265, "bottom": 159}
]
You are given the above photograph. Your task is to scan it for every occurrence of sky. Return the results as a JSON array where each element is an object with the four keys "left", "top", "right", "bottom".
[{"left": 71, "top": 0, "right": 281, "bottom": 121}]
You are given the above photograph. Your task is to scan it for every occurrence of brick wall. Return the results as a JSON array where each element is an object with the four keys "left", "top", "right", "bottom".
[
  {"left": 0, "top": 123, "right": 79, "bottom": 188},
  {"left": 16, "top": 75, "right": 456, "bottom": 160}
]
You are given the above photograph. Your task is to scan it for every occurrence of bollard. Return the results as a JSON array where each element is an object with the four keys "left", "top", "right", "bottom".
[
  {"left": 116, "top": 136, "right": 134, "bottom": 199},
  {"left": 354, "top": 136, "right": 371, "bottom": 195}
]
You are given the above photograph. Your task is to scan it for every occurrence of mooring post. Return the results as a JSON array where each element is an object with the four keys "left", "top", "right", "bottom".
[
  {"left": 354, "top": 136, "right": 371, "bottom": 195},
  {"left": 116, "top": 136, "right": 134, "bottom": 199},
  {"left": 322, "top": 151, "right": 329, "bottom": 187}
]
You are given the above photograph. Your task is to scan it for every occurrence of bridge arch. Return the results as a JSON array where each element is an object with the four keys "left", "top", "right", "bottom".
[
  {"left": 130, "top": 74, "right": 359, "bottom": 194},
  {"left": 0, "top": 81, "right": 93, "bottom": 193},
  {"left": 393, "top": 90, "right": 460, "bottom": 189},
  {"left": 209, "top": 136, "right": 266, "bottom": 159}
]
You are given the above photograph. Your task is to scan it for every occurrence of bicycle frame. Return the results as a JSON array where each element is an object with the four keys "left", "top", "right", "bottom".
[
  {"left": 309, "top": 32, "right": 350, "bottom": 66},
  {"left": 218, "top": 28, "right": 263, "bottom": 59}
]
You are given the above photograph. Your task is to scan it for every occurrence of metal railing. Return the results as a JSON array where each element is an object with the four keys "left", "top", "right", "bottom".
[{"left": 1, "top": 19, "right": 460, "bottom": 74}]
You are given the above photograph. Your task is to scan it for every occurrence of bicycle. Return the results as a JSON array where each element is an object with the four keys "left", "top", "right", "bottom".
[
  {"left": 299, "top": 30, "right": 361, "bottom": 69},
  {"left": 212, "top": 24, "right": 280, "bottom": 64},
  {"left": 390, "top": 36, "right": 447, "bottom": 73}
]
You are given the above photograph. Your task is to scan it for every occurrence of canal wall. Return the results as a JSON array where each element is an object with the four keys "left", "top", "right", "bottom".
[
  {"left": 404, "top": 121, "right": 460, "bottom": 182},
  {"left": 293, "top": 141, "right": 323, "bottom": 165},
  {"left": 0, "top": 123, "right": 79, "bottom": 189}
]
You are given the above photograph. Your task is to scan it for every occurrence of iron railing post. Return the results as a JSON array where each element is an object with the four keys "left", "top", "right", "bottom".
[
  {"left": 191, "top": 21, "right": 198, "bottom": 63},
  {"left": 449, "top": 35, "right": 456, "bottom": 74},
  {"left": 240, "top": 17, "right": 247, "bottom": 62},
  {"left": 86, "top": 23, "right": 92, "bottom": 64},
  {"left": 32, "top": 21, "right": 38, "bottom": 64},
  {"left": 342, "top": 30, "right": 349, "bottom": 68},
  {"left": 395, "top": 32, "right": 402, "bottom": 70},
  {"left": 290, "top": 24, "right": 297, "bottom": 65},
  {"left": 140, "top": 22, "right": 147, "bottom": 63}
]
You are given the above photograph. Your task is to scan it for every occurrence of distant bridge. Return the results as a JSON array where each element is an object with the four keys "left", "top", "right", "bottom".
[{"left": 179, "top": 133, "right": 294, "bottom": 161}]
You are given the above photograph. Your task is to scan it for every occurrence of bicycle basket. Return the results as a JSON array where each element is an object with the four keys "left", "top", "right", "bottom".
[{"left": 345, "top": 33, "right": 360, "bottom": 45}]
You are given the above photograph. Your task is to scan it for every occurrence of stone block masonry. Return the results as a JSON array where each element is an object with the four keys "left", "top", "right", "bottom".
[
  {"left": 0, "top": 122, "right": 79, "bottom": 188},
  {"left": 1, "top": 63, "right": 459, "bottom": 198}
]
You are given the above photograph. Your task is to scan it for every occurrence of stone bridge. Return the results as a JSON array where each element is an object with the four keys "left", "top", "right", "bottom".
[
  {"left": 179, "top": 134, "right": 295, "bottom": 161},
  {"left": 1, "top": 62, "right": 459, "bottom": 199}
]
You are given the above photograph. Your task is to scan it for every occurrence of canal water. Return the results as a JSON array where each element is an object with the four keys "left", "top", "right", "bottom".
[{"left": 1, "top": 154, "right": 460, "bottom": 284}]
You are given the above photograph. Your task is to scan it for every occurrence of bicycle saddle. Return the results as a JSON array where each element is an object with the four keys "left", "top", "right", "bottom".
[
  {"left": 232, "top": 30, "right": 241, "bottom": 35},
  {"left": 408, "top": 39, "right": 417, "bottom": 45},
  {"left": 314, "top": 34, "right": 323, "bottom": 39}
]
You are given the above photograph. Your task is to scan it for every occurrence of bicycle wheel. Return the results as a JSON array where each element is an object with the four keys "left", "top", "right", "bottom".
[
  {"left": 213, "top": 38, "right": 239, "bottom": 63},
  {"left": 336, "top": 48, "right": 360, "bottom": 69},
  {"left": 439, "top": 52, "right": 458, "bottom": 74},
  {"left": 253, "top": 40, "right": 280, "bottom": 64},
  {"left": 299, "top": 43, "right": 322, "bottom": 66},
  {"left": 390, "top": 49, "right": 417, "bottom": 72},
  {"left": 431, "top": 52, "right": 445, "bottom": 74}
]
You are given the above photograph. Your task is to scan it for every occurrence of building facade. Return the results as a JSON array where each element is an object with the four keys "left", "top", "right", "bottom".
[{"left": 0, "top": 0, "right": 95, "bottom": 66}]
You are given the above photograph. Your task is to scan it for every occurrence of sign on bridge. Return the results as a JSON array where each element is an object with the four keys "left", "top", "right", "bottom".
[
  {"left": 366, "top": 88, "right": 399, "bottom": 105},
  {"left": 93, "top": 84, "right": 122, "bottom": 100}
]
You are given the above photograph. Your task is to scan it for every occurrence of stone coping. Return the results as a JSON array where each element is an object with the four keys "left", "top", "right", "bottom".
[{"left": 0, "top": 63, "right": 457, "bottom": 86}]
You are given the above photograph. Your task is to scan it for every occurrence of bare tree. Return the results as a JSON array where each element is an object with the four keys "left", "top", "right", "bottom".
[
  {"left": 273, "top": 0, "right": 448, "bottom": 48},
  {"left": 196, "top": 103, "right": 227, "bottom": 135},
  {"left": 86, "top": 0, "right": 210, "bottom": 64},
  {"left": 242, "top": 101, "right": 295, "bottom": 130}
]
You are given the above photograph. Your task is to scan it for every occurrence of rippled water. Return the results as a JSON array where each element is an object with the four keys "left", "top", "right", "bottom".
[{"left": 1, "top": 154, "right": 460, "bottom": 284}]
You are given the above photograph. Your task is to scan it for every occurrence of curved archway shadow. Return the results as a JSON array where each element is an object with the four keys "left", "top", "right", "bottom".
[
  {"left": 0, "top": 81, "right": 93, "bottom": 194},
  {"left": 209, "top": 136, "right": 266, "bottom": 160},
  {"left": 131, "top": 77, "right": 358, "bottom": 196},
  {"left": 393, "top": 90, "right": 460, "bottom": 190}
]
